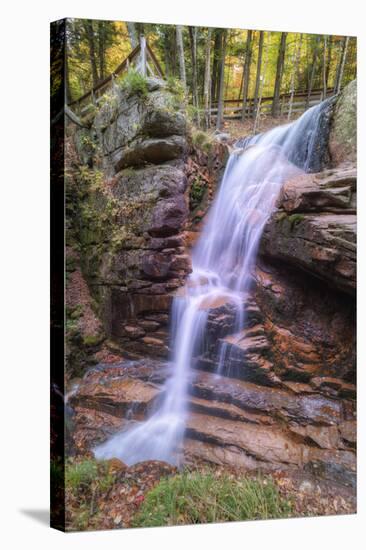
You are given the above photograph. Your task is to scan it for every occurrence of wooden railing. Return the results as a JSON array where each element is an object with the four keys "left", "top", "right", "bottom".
[
  {"left": 68, "top": 38, "right": 164, "bottom": 114},
  {"left": 210, "top": 87, "right": 335, "bottom": 119}
]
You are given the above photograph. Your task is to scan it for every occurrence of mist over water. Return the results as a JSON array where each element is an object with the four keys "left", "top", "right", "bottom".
[{"left": 94, "top": 102, "right": 328, "bottom": 466}]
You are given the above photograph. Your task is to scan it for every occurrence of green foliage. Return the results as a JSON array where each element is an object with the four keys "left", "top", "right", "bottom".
[
  {"left": 166, "top": 76, "right": 186, "bottom": 103},
  {"left": 189, "top": 175, "right": 206, "bottom": 211},
  {"left": 65, "top": 458, "right": 115, "bottom": 531},
  {"left": 66, "top": 460, "right": 99, "bottom": 490},
  {"left": 78, "top": 166, "right": 104, "bottom": 191},
  {"left": 119, "top": 69, "right": 148, "bottom": 97},
  {"left": 288, "top": 213, "right": 305, "bottom": 229},
  {"left": 187, "top": 104, "right": 204, "bottom": 124},
  {"left": 82, "top": 333, "right": 104, "bottom": 347},
  {"left": 79, "top": 131, "right": 97, "bottom": 151},
  {"left": 132, "top": 470, "right": 292, "bottom": 527},
  {"left": 67, "top": 18, "right": 357, "bottom": 117},
  {"left": 192, "top": 129, "right": 214, "bottom": 153},
  {"left": 66, "top": 318, "right": 78, "bottom": 335},
  {"left": 98, "top": 90, "right": 119, "bottom": 110},
  {"left": 69, "top": 305, "right": 83, "bottom": 320}
]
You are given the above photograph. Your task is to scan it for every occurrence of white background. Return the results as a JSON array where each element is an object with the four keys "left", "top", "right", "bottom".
[{"left": 0, "top": 0, "right": 364, "bottom": 548}]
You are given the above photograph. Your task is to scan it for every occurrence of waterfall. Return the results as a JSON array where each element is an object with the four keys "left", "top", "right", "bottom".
[{"left": 94, "top": 100, "right": 330, "bottom": 466}]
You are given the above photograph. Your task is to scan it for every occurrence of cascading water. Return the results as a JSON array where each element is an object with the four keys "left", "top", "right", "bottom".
[{"left": 94, "top": 99, "right": 332, "bottom": 466}]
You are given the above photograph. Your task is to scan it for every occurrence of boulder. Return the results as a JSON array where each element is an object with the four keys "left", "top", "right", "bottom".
[
  {"left": 91, "top": 78, "right": 188, "bottom": 174},
  {"left": 114, "top": 136, "right": 187, "bottom": 172},
  {"left": 261, "top": 212, "right": 356, "bottom": 295},
  {"left": 261, "top": 165, "right": 356, "bottom": 295},
  {"left": 112, "top": 165, "right": 188, "bottom": 202},
  {"left": 329, "top": 79, "right": 357, "bottom": 166},
  {"left": 70, "top": 370, "right": 162, "bottom": 419},
  {"left": 189, "top": 370, "right": 343, "bottom": 426},
  {"left": 254, "top": 261, "right": 356, "bottom": 383},
  {"left": 280, "top": 166, "right": 356, "bottom": 213},
  {"left": 148, "top": 195, "right": 188, "bottom": 237}
]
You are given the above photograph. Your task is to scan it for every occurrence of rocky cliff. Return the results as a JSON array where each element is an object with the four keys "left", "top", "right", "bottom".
[
  {"left": 66, "top": 77, "right": 227, "bottom": 376},
  {"left": 67, "top": 79, "right": 356, "bottom": 491}
]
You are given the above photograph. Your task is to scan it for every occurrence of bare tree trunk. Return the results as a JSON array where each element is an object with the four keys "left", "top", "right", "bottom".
[
  {"left": 216, "top": 30, "right": 227, "bottom": 130},
  {"left": 214, "top": 31, "right": 223, "bottom": 103},
  {"left": 322, "top": 35, "right": 327, "bottom": 99},
  {"left": 188, "top": 26, "right": 200, "bottom": 125},
  {"left": 325, "top": 35, "right": 333, "bottom": 89},
  {"left": 288, "top": 33, "right": 302, "bottom": 120},
  {"left": 127, "top": 21, "right": 138, "bottom": 49},
  {"left": 65, "top": 28, "right": 72, "bottom": 104},
  {"left": 272, "top": 32, "right": 287, "bottom": 116},
  {"left": 254, "top": 32, "right": 271, "bottom": 134},
  {"left": 84, "top": 20, "right": 99, "bottom": 88},
  {"left": 163, "top": 31, "right": 171, "bottom": 77},
  {"left": 306, "top": 35, "right": 320, "bottom": 109},
  {"left": 225, "top": 62, "right": 231, "bottom": 97},
  {"left": 253, "top": 31, "right": 264, "bottom": 118},
  {"left": 135, "top": 23, "right": 145, "bottom": 37},
  {"left": 335, "top": 36, "right": 349, "bottom": 94},
  {"left": 237, "top": 70, "right": 244, "bottom": 101},
  {"left": 211, "top": 30, "right": 220, "bottom": 103},
  {"left": 204, "top": 28, "right": 212, "bottom": 129},
  {"left": 98, "top": 21, "right": 106, "bottom": 81},
  {"left": 176, "top": 25, "right": 187, "bottom": 92},
  {"left": 241, "top": 30, "right": 253, "bottom": 121},
  {"left": 163, "top": 27, "right": 177, "bottom": 77}
]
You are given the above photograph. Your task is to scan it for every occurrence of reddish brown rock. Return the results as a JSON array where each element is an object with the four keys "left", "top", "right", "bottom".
[
  {"left": 148, "top": 195, "right": 188, "bottom": 237},
  {"left": 71, "top": 376, "right": 162, "bottom": 419}
]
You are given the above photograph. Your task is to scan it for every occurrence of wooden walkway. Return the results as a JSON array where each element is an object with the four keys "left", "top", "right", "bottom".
[
  {"left": 211, "top": 88, "right": 335, "bottom": 120},
  {"left": 68, "top": 38, "right": 164, "bottom": 114}
]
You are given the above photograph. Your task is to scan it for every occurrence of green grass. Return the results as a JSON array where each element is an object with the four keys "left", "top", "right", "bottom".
[
  {"left": 66, "top": 459, "right": 115, "bottom": 493},
  {"left": 120, "top": 69, "right": 148, "bottom": 97},
  {"left": 65, "top": 459, "right": 115, "bottom": 531},
  {"left": 132, "top": 470, "right": 293, "bottom": 527},
  {"left": 66, "top": 459, "right": 99, "bottom": 490}
]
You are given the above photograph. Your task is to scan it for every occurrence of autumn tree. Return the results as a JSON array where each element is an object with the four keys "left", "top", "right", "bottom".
[
  {"left": 176, "top": 25, "right": 187, "bottom": 91},
  {"left": 252, "top": 31, "right": 264, "bottom": 118},
  {"left": 126, "top": 21, "right": 138, "bottom": 49},
  {"left": 83, "top": 20, "right": 99, "bottom": 88},
  {"left": 241, "top": 30, "right": 253, "bottom": 121},
  {"left": 204, "top": 28, "right": 212, "bottom": 128},
  {"left": 272, "top": 32, "right": 287, "bottom": 116},
  {"left": 188, "top": 26, "right": 200, "bottom": 122},
  {"left": 216, "top": 29, "right": 227, "bottom": 130}
]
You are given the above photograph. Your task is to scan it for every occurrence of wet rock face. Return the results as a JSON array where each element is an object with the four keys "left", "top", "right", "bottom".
[
  {"left": 70, "top": 358, "right": 356, "bottom": 488},
  {"left": 293, "top": 96, "right": 336, "bottom": 173},
  {"left": 260, "top": 165, "right": 356, "bottom": 295},
  {"left": 329, "top": 79, "right": 357, "bottom": 166},
  {"left": 253, "top": 260, "right": 356, "bottom": 383}
]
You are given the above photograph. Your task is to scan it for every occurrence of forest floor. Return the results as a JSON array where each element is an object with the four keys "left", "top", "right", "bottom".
[
  {"left": 213, "top": 114, "right": 298, "bottom": 142},
  {"left": 65, "top": 455, "right": 356, "bottom": 531}
]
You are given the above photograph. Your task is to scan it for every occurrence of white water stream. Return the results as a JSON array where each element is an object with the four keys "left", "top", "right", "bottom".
[{"left": 94, "top": 101, "right": 329, "bottom": 465}]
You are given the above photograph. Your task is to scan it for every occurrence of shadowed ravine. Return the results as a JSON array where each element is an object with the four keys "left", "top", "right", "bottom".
[{"left": 94, "top": 100, "right": 333, "bottom": 466}]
